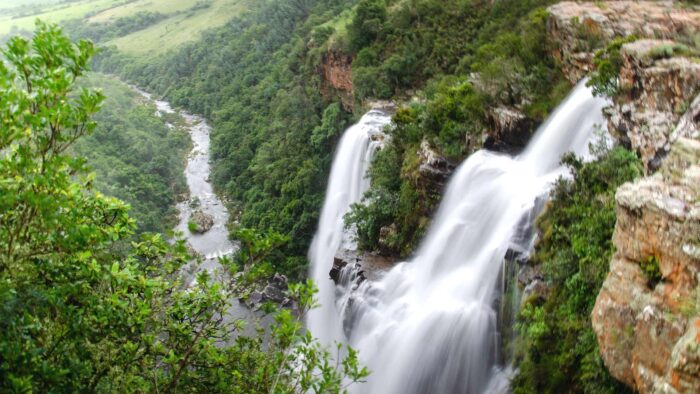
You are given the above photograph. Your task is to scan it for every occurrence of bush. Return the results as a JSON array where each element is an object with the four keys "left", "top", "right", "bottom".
[{"left": 587, "top": 36, "right": 637, "bottom": 97}]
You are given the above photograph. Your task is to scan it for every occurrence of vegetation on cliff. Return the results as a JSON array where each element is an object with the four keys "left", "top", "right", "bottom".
[
  {"left": 345, "top": 0, "right": 570, "bottom": 256},
  {"left": 512, "top": 144, "right": 642, "bottom": 394}
]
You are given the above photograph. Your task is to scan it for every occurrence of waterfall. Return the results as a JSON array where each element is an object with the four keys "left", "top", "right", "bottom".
[
  {"left": 340, "top": 80, "right": 609, "bottom": 393},
  {"left": 307, "top": 109, "right": 392, "bottom": 346}
]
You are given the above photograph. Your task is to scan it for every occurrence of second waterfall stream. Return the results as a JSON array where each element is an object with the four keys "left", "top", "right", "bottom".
[{"left": 308, "top": 81, "right": 609, "bottom": 393}]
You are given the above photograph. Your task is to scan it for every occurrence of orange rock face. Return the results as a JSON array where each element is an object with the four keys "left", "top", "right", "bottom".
[
  {"left": 592, "top": 137, "right": 700, "bottom": 393},
  {"left": 320, "top": 50, "right": 354, "bottom": 111}
]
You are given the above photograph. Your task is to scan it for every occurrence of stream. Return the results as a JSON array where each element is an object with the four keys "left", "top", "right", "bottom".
[{"left": 131, "top": 85, "right": 266, "bottom": 334}]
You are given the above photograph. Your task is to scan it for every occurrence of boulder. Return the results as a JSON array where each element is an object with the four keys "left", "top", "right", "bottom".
[
  {"left": 592, "top": 137, "right": 700, "bottom": 393},
  {"left": 484, "top": 106, "right": 539, "bottom": 154},
  {"left": 190, "top": 210, "right": 214, "bottom": 233}
]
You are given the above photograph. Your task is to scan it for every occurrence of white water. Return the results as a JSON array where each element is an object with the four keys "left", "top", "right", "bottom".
[
  {"left": 307, "top": 109, "right": 392, "bottom": 346},
  {"left": 330, "top": 81, "right": 609, "bottom": 393}
]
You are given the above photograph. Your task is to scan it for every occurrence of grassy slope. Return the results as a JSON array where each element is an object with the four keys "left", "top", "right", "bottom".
[
  {"left": 0, "top": 0, "right": 250, "bottom": 55},
  {"left": 105, "top": 0, "right": 251, "bottom": 55}
]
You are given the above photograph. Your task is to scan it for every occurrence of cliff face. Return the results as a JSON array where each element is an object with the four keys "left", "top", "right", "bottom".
[
  {"left": 592, "top": 135, "right": 700, "bottom": 393},
  {"left": 320, "top": 49, "right": 354, "bottom": 111},
  {"left": 609, "top": 40, "right": 700, "bottom": 172},
  {"left": 548, "top": 1, "right": 700, "bottom": 172},
  {"left": 546, "top": 2, "right": 700, "bottom": 393},
  {"left": 548, "top": 1, "right": 700, "bottom": 84}
]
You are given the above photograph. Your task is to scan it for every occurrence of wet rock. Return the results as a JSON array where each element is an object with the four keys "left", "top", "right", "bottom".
[
  {"left": 521, "top": 279, "right": 550, "bottom": 307},
  {"left": 592, "top": 137, "right": 700, "bottom": 393},
  {"left": 417, "top": 139, "right": 456, "bottom": 188},
  {"left": 484, "top": 106, "right": 539, "bottom": 154},
  {"left": 517, "top": 264, "right": 543, "bottom": 288},
  {"left": 244, "top": 273, "right": 290, "bottom": 310},
  {"left": 332, "top": 248, "right": 396, "bottom": 284},
  {"left": 190, "top": 210, "right": 214, "bottom": 233}
]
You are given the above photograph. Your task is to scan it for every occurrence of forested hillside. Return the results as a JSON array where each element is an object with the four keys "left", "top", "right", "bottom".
[
  {"left": 74, "top": 73, "right": 190, "bottom": 233},
  {"left": 97, "top": 0, "right": 359, "bottom": 279},
  {"left": 0, "top": 23, "right": 365, "bottom": 392}
]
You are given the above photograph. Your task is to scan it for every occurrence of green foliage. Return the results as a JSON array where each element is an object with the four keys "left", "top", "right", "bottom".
[
  {"left": 187, "top": 220, "right": 199, "bottom": 233},
  {"left": 347, "top": 1, "right": 570, "bottom": 256},
  {"left": 512, "top": 146, "right": 643, "bottom": 394},
  {"left": 587, "top": 36, "right": 637, "bottom": 97},
  {"left": 348, "top": 0, "right": 387, "bottom": 51},
  {"left": 0, "top": 22, "right": 367, "bottom": 393},
  {"left": 74, "top": 73, "right": 189, "bottom": 234},
  {"left": 640, "top": 255, "right": 662, "bottom": 287}
]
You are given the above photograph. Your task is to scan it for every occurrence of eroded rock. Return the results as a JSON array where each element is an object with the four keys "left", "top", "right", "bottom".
[
  {"left": 319, "top": 49, "right": 354, "bottom": 111},
  {"left": 547, "top": 1, "right": 700, "bottom": 83},
  {"left": 592, "top": 137, "right": 700, "bottom": 393},
  {"left": 417, "top": 139, "right": 456, "bottom": 188},
  {"left": 607, "top": 42, "right": 700, "bottom": 172},
  {"left": 331, "top": 248, "right": 396, "bottom": 284},
  {"left": 484, "top": 106, "right": 539, "bottom": 154}
]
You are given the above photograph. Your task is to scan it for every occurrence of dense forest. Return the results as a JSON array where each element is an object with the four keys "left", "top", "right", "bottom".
[{"left": 74, "top": 73, "right": 190, "bottom": 233}]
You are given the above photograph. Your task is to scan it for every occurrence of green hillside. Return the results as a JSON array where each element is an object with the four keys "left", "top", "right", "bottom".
[{"left": 0, "top": 0, "right": 250, "bottom": 54}]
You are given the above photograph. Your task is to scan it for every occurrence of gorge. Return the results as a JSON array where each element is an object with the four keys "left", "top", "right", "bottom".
[{"left": 1, "top": 0, "right": 699, "bottom": 392}]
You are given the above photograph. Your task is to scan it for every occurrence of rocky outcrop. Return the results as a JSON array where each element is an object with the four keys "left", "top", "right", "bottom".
[
  {"left": 416, "top": 139, "right": 456, "bottom": 188},
  {"left": 331, "top": 248, "right": 396, "bottom": 284},
  {"left": 320, "top": 49, "right": 354, "bottom": 111},
  {"left": 547, "top": 2, "right": 700, "bottom": 173},
  {"left": 244, "top": 273, "right": 294, "bottom": 310},
  {"left": 548, "top": 1, "right": 700, "bottom": 84},
  {"left": 190, "top": 210, "right": 214, "bottom": 233},
  {"left": 592, "top": 137, "right": 700, "bottom": 393},
  {"left": 484, "top": 106, "right": 540, "bottom": 154},
  {"left": 607, "top": 41, "right": 700, "bottom": 172}
]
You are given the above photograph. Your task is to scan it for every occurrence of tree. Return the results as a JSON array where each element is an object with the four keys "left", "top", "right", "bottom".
[
  {"left": 0, "top": 21, "right": 366, "bottom": 393},
  {"left": 348, "top": 0, "right": 387, "bottom": 51}
]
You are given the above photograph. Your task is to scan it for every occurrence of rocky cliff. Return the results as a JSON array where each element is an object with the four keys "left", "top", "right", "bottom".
[
  {"left": 592, "top": 135, "right": 700, "bottom": 394},
  {"left": 548, "top": 1, "right": 700, "bottom": 172},
  {"left": 320, "top": 49, "right": 355, "bottom": 111},
  {"left": 547, "top": 2, "right": 700, "bottom": 392}
]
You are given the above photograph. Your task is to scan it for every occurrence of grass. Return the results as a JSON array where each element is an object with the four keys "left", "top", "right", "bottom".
[
  {"left": 106, "top": 0, "right": 251, "bottom": 56},
  {"left": 0, "top": 0, "right": 250, "bottom": 56},
  {"left": 317, "top": 7, "right": 353, "bottom": 50},
  {"left": 0, "top": 0, "right": 119, "bottom": 36}
]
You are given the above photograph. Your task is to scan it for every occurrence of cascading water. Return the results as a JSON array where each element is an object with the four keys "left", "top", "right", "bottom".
[
  {"left": 307, "top": 109, "right": 392, "bottom": 346},
  {"left": 336, "top": 80, "right": 609, "bottom": 393}
]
